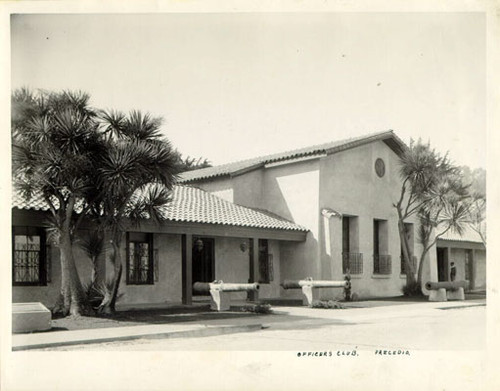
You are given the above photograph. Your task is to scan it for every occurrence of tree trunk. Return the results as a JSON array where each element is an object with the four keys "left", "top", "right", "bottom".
[
  {"left": 417, "top": 254, "right": 426, "bottom": 287},
  {"left": 396, "top": 214, "right": 417, "bottom": 287},
  {"left": 90, "top": 257, "right": 97, "bottom": 287},
  {"left": 98, "top": 234, "right": 123, "bottom": 314},
  {"left": 53, "top": 230, "right": 88, "bottom": 316}
]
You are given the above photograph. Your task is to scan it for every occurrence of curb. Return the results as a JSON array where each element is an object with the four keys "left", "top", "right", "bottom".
[{"left": 12, "top": 323, "right": 263, "bottom": 351}]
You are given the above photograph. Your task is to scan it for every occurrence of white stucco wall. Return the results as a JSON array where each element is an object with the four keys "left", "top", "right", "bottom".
[
  {"left": 214, "top": 237, "right": 282, "bottom": 300},
  {"left": 263, "top": 160, "right": 321, "bottom": 293},
  {"left": 194, "top": 177, "right": 234, "bottom": 203},
  {"left": 215, "top": 236, "right": 250, "bottom": 300},
  {"left": 474, "top": 249, "right": 486, "bottom": 289},
  {"left": 233, "top": 170, "right": 264, "bottom": 209},
  {"left": 317, "top": 141, "right": 424, "bottom": 298},
  {"left": 117, "top": 233, "right": 182, "bottom": 305},
  {"left": 13, "top": 229, "right": 100, "bottom": 308}
]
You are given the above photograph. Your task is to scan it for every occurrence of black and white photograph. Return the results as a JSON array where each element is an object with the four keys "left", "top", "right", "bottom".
[{"left": 1, "top": 1, "right": 499, "bottom": 390}]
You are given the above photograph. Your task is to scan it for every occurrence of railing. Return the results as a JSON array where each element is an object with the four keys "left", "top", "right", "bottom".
[
  {"left": 14, "top": 249, "right": 41, "bottom": 283},
  {"left": 400, "top": 255, "right": 417, "bottom": 275},
  {"left": 342, "top": 252, "right": 363, "bottom": 274},
  {"left": 373, "top": 254, "right": 392, "bottom": 275}
]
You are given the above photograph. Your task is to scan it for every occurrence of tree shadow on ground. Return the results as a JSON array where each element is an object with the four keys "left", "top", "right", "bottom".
[{"left": 48, "top": 304, "right": 357, "bottom": 332}]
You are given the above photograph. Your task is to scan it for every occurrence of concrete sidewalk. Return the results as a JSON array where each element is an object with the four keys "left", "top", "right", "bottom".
[
  {"left": 12, "top": 298, "right": 485, "bottom": 351},
  {"left": 12, "top": 321, "right": 263, "bottom": 351}
]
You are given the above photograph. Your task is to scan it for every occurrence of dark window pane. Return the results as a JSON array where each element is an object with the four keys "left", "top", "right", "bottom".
[{"left": 12, "top": 227, "right": 45, "bottom": 285}]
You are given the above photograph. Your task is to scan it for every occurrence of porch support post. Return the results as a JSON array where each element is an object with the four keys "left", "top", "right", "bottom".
[
  {"left": 471, "top": 249, "right": 476, "bottom": 290},
  {"left": 248, "top": 237, "right": 259, "bottom": 302},
  {"left": 182, "top": 234, "right": 193, "bottom": 305},
  {"left": 446, "top": 246, "right": 451, "bottom": 281}
]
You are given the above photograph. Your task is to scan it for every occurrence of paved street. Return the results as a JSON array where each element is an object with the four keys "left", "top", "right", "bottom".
[{"left": 41, "top": 301, "right": 486, "bottom": 351}]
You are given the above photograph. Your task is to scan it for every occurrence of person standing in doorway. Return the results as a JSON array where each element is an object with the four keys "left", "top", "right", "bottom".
[{"left": 450, "top": 261, "right": 457, "bottom": 282}]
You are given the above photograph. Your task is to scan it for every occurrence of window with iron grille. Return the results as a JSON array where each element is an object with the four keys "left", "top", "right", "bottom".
[
  {"left": 258, "top": 239, "right": 273, "bottom": 283},
  {"left": 342, "top": 252, "right": 363, "bottom": 274},
  {"left": 373, "top": 219, "right": 391, "bottom": 274},
  {"left": 401, "top": 255, "right": 417, "bottom": 275},
  {"left": 127, "top": 232, "right": 154, "bottom": 285},
  {"left": 342, "top": 215, "right": 361, "bottom": 274},
  {"left": 374, "top": 254, "right": 392, "bottom": 274},
  {"left": 13, "top": 226, "right": 47, "bottom": 286}
]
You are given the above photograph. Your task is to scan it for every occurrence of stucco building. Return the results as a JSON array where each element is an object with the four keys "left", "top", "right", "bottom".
[
  {"left": 12, "top": 130, "right": 486, "bottom": 308},
  {"left": 436, "top": 227, "right": 486, "bottom": 291}
]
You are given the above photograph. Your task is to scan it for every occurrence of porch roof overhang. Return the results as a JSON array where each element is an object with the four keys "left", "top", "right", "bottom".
[
  {"left": 12, "top": 185, "right": 308, "bottom": 242},
  {"left": 436, "top": 225, "right": 485, "bottom": 250},
  {"left": 436, "top": 238, "right": 485, "bottom": 250},
  {"left": 12, "top": 208, "right": 307, "bottom": 242}
]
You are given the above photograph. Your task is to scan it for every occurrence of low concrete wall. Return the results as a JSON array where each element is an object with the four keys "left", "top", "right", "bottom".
[{"left": 12, "top": 302, "right": 51, "bottom": 333}]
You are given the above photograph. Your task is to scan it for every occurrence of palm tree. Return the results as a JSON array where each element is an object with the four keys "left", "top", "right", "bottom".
[
  {"left": 13, "top": 90, "right": 179, "bottom": 316},
  {"left": 415, "top": 188, "right": 470, "bottom": 286},
  {"left": 89, "top": 110, "right": 179, "bottom": 314},
  {"left": 12, "top": 89, "right": 104, "bottom": 316},
  {"left": 79, "top": 229, "right": 105, "bottom": 288},
  {"left": 394, "top": 139, "right": 469, "bottom": 292}
]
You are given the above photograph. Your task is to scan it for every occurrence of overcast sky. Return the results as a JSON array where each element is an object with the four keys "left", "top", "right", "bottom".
[{"left": 11, "top": 13, "right": 486, "bottom": 169}]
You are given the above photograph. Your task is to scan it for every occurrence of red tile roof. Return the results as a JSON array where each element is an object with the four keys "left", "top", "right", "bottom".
[
  {"left": 12, "top": 185, "right": 308, "bottom": 232},
  {"left": 179, "top": 130, "right": 406, "bottom": 183}
]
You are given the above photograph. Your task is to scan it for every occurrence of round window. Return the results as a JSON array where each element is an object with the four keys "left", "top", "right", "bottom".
[{"left": 375, "top": 158, "right": 385, "bottom": 178}]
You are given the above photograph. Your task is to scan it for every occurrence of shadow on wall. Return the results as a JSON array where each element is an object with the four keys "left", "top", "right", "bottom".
[
  {"left": 259, "top": 162, "right": 320, "bottom": 223},
  {"left": 279, "top": 233, "right": 320, "bottom": 300}
]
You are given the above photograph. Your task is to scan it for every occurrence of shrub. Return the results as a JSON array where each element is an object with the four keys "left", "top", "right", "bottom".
[
  {"left": 311, "top": 300, "right": 346, "bottom": 309},
  {"left": 240, "top": 303, "right": 273, "bottom": 314},
  {"left": 402, "top": 280, "right": 422, "bottom": 296}
]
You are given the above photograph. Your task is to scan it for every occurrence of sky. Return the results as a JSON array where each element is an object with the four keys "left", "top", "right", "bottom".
[{"left": 11, "top": 12, "right": 486, "bottom": 169}]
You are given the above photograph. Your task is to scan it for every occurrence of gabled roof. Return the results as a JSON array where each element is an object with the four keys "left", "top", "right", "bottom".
[
  {"left": 179, "top": 130, "right": 406, "bottom": 183},
  {"left": 12, "top": 185, "right": 308, "bottom": 232}
]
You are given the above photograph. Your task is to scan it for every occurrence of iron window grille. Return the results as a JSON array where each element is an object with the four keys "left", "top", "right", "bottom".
[
  {"left": 126, "top": 233, "right": 154, "bottom": 285},
  {"left": 342, "top": 252, "right": 363, "bottom": 274},
  {"left": 258, "top": 239, "right": 273, "bottom": 283},
  {"left": 400, "top": 255, "right": 417, "bottom": 275},
  {"left": 12, "top": 226, "right": 47, "bottom": 286},
  {"left": 259, "top": 254, "right": 274, "bottom": 283},
  {"left": 373, "top": 254, "right": 392, "bottom": 275}
]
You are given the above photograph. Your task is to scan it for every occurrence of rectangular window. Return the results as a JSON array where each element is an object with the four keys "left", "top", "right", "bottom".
[
  {"left": 258, "top": 239, "right": 273, "bottom": 283},
  {"left": 13, "top": 226, "right": 47, "bottom": 286},
  {"left": 127, "top": 232, "right": 154, "bottom": 285},
  {"left": 342, "top": 215, "right": 362, "bottom": 274},
  {"left": 373, "top": 219, "right": 391, "bottom": 274},
  {"left": 400, "top": 223, "right": 415, "bottom": 274}
]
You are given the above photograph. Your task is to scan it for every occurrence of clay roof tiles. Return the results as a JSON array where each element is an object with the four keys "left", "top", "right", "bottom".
[
  {"left": 179, "top": 130, "right": 407, "bottom": 183},
  {"left": 12, "top": 185, "right": 308, "bottom": 232}
]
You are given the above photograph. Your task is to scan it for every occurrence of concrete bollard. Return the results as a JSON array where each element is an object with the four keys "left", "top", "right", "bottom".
[
  {"left": 447, "top": 287, "right": 465, "bottom": 301},
  {"left": 193, "top": 281, "right": 260, "bottom": 311},
  {"left": 425, "top": 281, "right": 467, "bottom": 302},
  {"left": 12, "top": 302, "right": 51, "bottom": 333},
  {"left": 281, "top": 277, "right": 350, "bottom": 307},
  {"left": 428, "top": 288, "right": 447, "bottom": 302}
]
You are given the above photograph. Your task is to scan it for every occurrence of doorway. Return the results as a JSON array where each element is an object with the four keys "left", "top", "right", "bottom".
[
  {"left": 437, "top": 247, "right": 448, "bottom": 282},
  {"left": 192, "top": 237, "right": 215, "bottom": 295}
]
